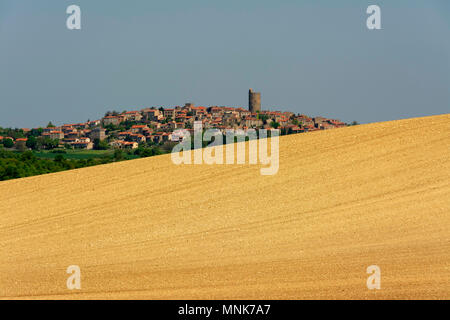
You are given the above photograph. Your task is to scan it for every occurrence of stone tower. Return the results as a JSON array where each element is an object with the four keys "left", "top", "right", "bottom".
[{"left": 248, "top": 88, "right": 261, "bottom": 113}]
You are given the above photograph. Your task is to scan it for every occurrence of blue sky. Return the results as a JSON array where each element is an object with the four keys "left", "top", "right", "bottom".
[{"left": 0, "top": 0, "right": 449, "bottom": 128}]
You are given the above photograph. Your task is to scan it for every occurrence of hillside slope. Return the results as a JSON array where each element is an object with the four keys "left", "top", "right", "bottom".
[{"left": 0, "top": 114, "right": 449, "bottom": 299}]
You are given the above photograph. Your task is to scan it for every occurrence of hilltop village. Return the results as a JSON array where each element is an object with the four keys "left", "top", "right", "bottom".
[{"left": 0, "top": 90, "right": 348, "bottom": 151}]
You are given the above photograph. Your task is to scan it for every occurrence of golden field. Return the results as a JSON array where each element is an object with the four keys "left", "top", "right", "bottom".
[{"left": 0, "top": 114, "right": 449, "bottom": 300}]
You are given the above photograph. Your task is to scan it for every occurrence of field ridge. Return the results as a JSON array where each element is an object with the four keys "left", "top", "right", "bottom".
[{"left": 1, "top": 114, "right": 449, "bottom": 299}]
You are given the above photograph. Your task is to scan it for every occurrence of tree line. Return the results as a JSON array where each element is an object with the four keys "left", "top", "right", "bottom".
[{"left": 0, "top": 146, "right": 165, "bottom": 182}]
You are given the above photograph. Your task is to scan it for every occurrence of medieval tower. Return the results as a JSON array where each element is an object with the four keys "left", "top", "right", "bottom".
[{"left": 248, "top": 88, "right": 261, "bottom": 113}]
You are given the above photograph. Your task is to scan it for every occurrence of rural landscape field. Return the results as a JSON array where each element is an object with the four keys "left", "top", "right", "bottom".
[{"left": 0, "top": 114, "right": 449, "bottom": 300}]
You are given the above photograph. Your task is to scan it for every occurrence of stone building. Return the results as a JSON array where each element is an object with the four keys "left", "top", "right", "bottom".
[
  {"left": 90, "top": 127, "right": 106, "bottom": 141},
  {"left": 249, "top": 89, "right": 261, "bottom": 113}
]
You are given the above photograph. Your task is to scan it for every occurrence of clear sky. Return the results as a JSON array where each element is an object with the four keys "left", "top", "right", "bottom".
[{"left": 0, "top": 0, "right": 449, "bottom": 128}]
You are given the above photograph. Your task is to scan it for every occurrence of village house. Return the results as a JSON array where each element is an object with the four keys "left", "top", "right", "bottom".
[
  {"left": 43, "top": 127, "right": 59, "bottom": 134},
  {"left": 175, "top": 114, "right": 187, "bottom": 123},
  {"left": 129, "top": 134, "right": 146, "bottom": 143},
  {"left": 61, "top": 125, "right": 74, "bottom": 134},
  {"left": 142, "top": 108, "right": 161, "bottom": 121},
  {"left": 49, "top": 131, "right": 64, "bottom": 140},
  {"left": 236, "top": 108, "right": 251, "bottom": 117},
  {"left": 72, "top": 141, "right": 94, "bottom": 150},
  {"left": 122, "top": 111, "right": 143, "bottom": 122},
  {"left": 209, "top": 107, "right": 223, "bottom": 117},
  {"left": 118, "top": 131, "right": 133, "bottom": 140},
  {"left": 79, "top": 137, "right": 91, "bottom": 143},
  {"left": 150, "top": 132, "right": 172, "bottom": 144},
  {"left": 163, "top": 109, "right": 176, "bottom": 119},
  {"left": 90, "top": 127, "right": 107, "bottom": 141},
  {"left": 122, "top": 141, "right": 139, "bottom": 149},
  {"left": 88, "top": 120, "right": 101, "bottom": 127},
  {"left": 183, "top": 103, "right": 195, "bottom": 111},
  {"left": 175, "top": 109, "right": 187, "bottom": 117},
  {"left": 110, "top": 140, "right": 139, "bottom": 149},
  {"left": 149, "top": 121, "right": 162, "bottom": 129},
  {"left": 65, "top": 131, "right": 80, "bottom": 139},
  {"left": 62, "top": 137, "right": 80, "bottom": 144},
  {"left": 72, "top": 123, "right": 87, "bottom": 130},
  {"left": 15, "top": 138, "right": 28, "bottom": 149},
  {"left": 102, "top": 116, "right": 123, "bottom": 126},
  {"left": 130, "top": 125, "right": 150, "bottom": 135},
  {"left": 313, "top": 117, "right": 327, "bottom": 126},
  {"left": 109, "top": 140, "right": 123, "bottom": 149},
  {"left": 191, "top": 106, "right": 207, "bottom": 117},
  {"left": 243, "top": 117, "right": 263, "bottom": 128}
]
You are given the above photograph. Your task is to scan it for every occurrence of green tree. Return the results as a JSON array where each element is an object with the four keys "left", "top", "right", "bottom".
[
  {"left": 141, "top": 148, "right": 154, "bottom": 157},
  {"left": 114, "top": 149, "right": 124, "bottom": 161},
  {"left": 161, "top": 142, "right": 177, "bottom": 153},
  {"left": 4, "top": 165, "right": 20, "bottom": 179},
  {"left": 38, "top": 137, "right": 58, "bottom": 149},
  {"left": 26, "top": 136, "right": 38, "bottom": 150},
  {"left": 20, "top": 151, "right": 34, "bottom": 161},
  {"left": 104, "top": 123, "right": 120, "bottom": 132},
  {"left": 93, "top": 138, "right": 109, "bottom": 150},
  {"left": 30, "top": 128, "right": 43, "bottom": 137},
  {"left": 270, "top": 122, "right": 280, "bottom": 129},
  {"left": 3, "top": 138, "right": 14, "bottom": 148},
  {"left": 258, "top": 114, "right": 269, "bottom": 124},
  {"left": 153, "top": 146, "right": 162, "bottom": 156},
  {"left": 54, "top": 154, "right": 65, "bottom": 163}
]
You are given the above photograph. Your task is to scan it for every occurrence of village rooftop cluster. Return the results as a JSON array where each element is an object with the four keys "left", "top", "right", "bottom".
[{"left": 0, "top": 99, "right": 348, "bottom": 151}]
